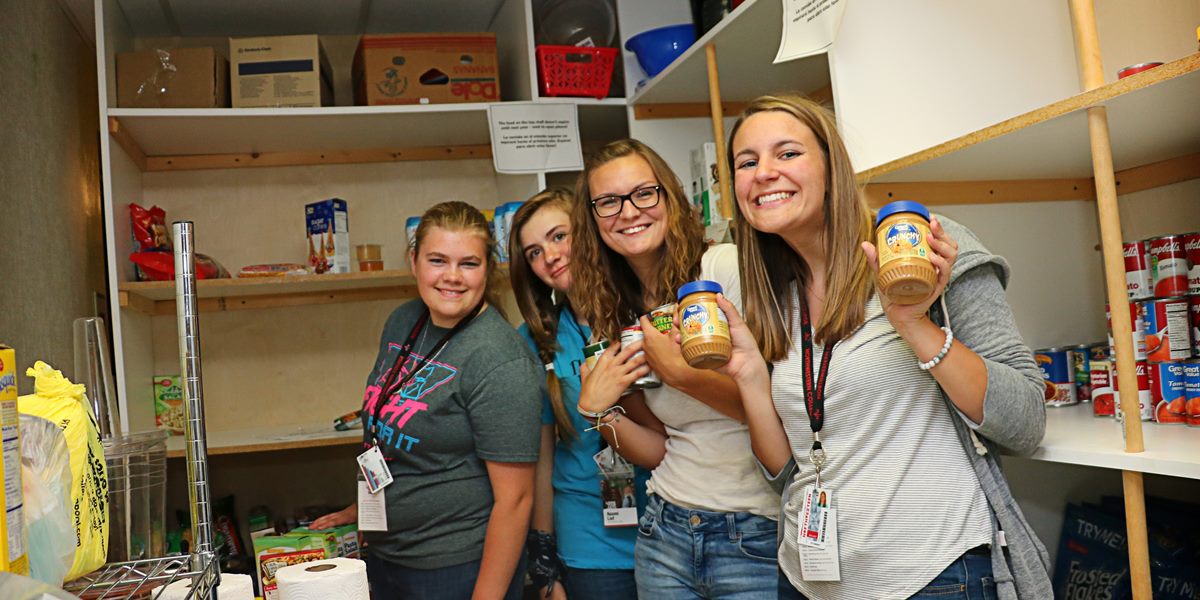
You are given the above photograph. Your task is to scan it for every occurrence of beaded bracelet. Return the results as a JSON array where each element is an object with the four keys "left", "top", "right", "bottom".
[{"left": 918, "top": 326, "right": 954, "bottom": 371}]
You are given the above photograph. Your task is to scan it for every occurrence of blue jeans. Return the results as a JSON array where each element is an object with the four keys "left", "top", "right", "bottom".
[
  {"left": 777, "top": 550, "right": 997, "bottom": 599},
  {"left": 634, "top": 494, "right": 778, "bottom": 599},
  {"left": 562, "top": 567, "right": 638, "bottom": 600},
  {"left": 366, "top": 553, "right": 525, "bottom": 600}
]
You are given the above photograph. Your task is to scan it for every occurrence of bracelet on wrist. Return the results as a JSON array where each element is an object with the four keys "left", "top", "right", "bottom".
[{"left": 918, "top": 327, "right": 954, "bottom": 371}]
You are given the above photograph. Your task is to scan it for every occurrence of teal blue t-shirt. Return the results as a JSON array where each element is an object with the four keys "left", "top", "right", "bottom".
[{"left": 518, "top": 307, "right": 650, "bottom": 570}]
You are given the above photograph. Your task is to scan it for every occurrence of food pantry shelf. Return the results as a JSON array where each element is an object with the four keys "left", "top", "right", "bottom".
[
  {"left": 118, "top": 269, "right": 418, "bottom": 315},
  {"left": 165, "top": 423, "right": 362, "bottom": 458},
  {"left": 1029, "top": 404, "right": 1200, "bottom": 480}
]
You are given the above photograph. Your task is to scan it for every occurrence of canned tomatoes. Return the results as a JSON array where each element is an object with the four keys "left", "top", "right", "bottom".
[
  {"left": 1090, "top": 360, "right": 1115, "bottom": 417},
  {"left": 1113, "top": 361, "right": 1153, "bottom": 422},
  {"left": 1035, "top": 348, "right": 1077, "bottom": 407},
  {"left": 1184, "top": 361, "right": 1200, "bottom": 426},
  {"left": 1184, "top": 232, "right": 1200, "bottom": 295},
  {"left": 1143, "top": 297, "right": 1192, "bottom": 362},
  {"left": 1148, "top": 235, "right": 1189, "bottom": 298},
  {"left": 1123, "top": 240, "right": 1152, "bottom": 300},
  {"left": 1107, "top": 302, "right": 1146, "bottom": 361},
  {"left": 1148, "top": 361, "right": 1187, "bottom": 424}
]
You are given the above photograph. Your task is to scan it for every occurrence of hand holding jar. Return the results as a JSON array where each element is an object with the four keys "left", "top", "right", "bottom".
[{"left": 862, "top": 201, "right": 959, "bottom": 329}]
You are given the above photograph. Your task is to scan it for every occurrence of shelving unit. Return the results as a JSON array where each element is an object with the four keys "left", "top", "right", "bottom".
[
  {"left": 1034, "top": 408, "right": 1200, "bottom": 480},
  {"left": 164, "top": 424, "right": 362, "bottom": 458}
]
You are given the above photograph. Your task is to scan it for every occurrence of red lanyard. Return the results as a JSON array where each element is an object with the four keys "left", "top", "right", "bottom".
[{"left": 799, "top": 301, "right": 837, "bottom": 482}]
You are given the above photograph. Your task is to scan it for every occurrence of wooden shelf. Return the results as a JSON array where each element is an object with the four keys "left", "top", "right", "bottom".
[
  {"left": 118, "top": 269, "right": 418, "bottom": 315},
  {"left": 1028, "top": 404, "right": 1200, "bottom": 480},
  {"left": 165, "top": 423, "right": 362, "bottom": 458},
  {"left": 861, "top": 53, "right": 1200, "bottom": 184},
  {"left": 627, "top": 0, "right": 830, "bottom": 106}
]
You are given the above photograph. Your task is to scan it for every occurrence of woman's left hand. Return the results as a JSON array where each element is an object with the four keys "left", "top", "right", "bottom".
[
  {"left": 638, "top": 314, "right": 690, "bottom": 386},
  {"left": 861, "top": 216, "right": 958, "bottom": 330}
]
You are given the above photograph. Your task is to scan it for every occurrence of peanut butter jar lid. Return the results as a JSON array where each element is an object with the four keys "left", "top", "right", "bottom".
[
  {"left": 678, "top": 280, "right": 723, "bottom": 301},
  {"left": 875, "top": 200, "right": 930, "bottom": 227}
]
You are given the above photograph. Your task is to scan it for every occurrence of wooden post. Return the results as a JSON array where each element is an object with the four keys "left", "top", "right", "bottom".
[
  {"left": 705, "top": 43, "right": 734, "bottom": 220},
  {"left": 1068, "top": 1, "right": 1152, "bottom": 598}
]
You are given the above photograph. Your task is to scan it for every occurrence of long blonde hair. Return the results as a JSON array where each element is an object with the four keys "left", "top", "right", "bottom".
[
  {"left": 509, "top": 188, "right": 576, "bottom": 440},
  {"left": 411, "top": 201, "right": 506, "bottom": 320},
  {"left": 727, "top": 95, "right": 873, "bottom": 360},
  {"left": 570, "top": 139, "right": 706, "bottom": 342}
]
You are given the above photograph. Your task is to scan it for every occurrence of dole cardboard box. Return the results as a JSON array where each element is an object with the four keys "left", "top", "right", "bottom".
[
  {"left": 117, "top": 47, "right": 229, "bottom": 108},
  {"left": 230, "top": 35, "right": 333, "bottom": 108},
  {"left": 354, "top": 33, "right": 500, "bottom": 105}
]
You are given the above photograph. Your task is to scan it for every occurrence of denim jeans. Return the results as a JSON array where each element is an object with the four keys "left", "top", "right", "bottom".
[
  {"left": 777, "top": 549, "right": 997, "bottom": 599},
  {"left": 561, "top": 567, "right": 638, "bottom": 600},
  {"left": 366, "top": 553, "right": 525, "bottom": 600},
  {"left": 634, "top": 494, "right": 778, "bottom": 599}
]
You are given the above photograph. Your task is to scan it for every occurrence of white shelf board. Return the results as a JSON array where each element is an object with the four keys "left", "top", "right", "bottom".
[
  {"left": 1028, "top": 404, "right": 1200, "bottom": 480},
  {"left": 119, "top": 269, "right": 417, "bottom": 302},
  {"left": 165, "top": 423, "right": 362, "bottom": 457},
  {"left": 866, "top": 54, "right": 1200, "bottom": 183},
  {"left": 627, "top": 0, "right": 830, "bottom": 105}
]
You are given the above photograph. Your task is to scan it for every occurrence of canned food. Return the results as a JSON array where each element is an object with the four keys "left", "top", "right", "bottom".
[
  {"left": 1191, "top": 295, "right": 1200, "bottom": 356},
  {"left": 1113, "top": 361, "right": 1153, "bottom": 422},
  {"left": 1071, "top": 344, "right": 1093, "bottom": 402},
  {"left": 1184, "top": 233, "right": 1200, "bottom": 295},
  {"left": 1117, "top": 62, "right": 1163, "bottom": 79},
  {"left": 1183, "top": 360, "right": 1200, "bottom": 426},
  {"left": 1148, "top": 235, "right": 1189, "bottom": 298},
  {"left": 1090, "top": 360, "right": 1114, "bottom": 417},
  {"left": 621, "top": 324, "right": 661, "bottom": 389},
  {"left": 648, "top": 304, "right": 676, "bottom": 334},
  {"left": 1107, "top": 302, "right": 1146, "bottom": 361},
  {"left": 1035, "top": 348, "right": 1077, "bottom": 407},
  {"left": 1087, "top": 343, "right": 1110, "bottom": 362},
  {"left": 583, "top": 339, "right": 610, "bottom": 372},
  {"left": 1149, "top": 361, "right": 1187, "bottom": 424},
  {"left": 1122, "top": 240, "right": 1152, "bottom": 300},
  {"left": 1143, "top": 297, "right": 1192, "bottom": 362}
]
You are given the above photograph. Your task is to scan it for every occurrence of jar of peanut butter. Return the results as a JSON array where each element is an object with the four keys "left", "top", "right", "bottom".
[
  {"left": 874, "top": 201, "right": 938, "bottom": 304},
  {"left": 677, "top": 281, "right": 732, "bottom": 369}
]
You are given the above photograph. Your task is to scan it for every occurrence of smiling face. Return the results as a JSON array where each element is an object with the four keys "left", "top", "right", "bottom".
[
  {"left": 587, "top": 155, "right": 668, "bottom": 262},
  {"left": 732, "top": 110, "right": 828, "bottom": 246},
  {"left": 519, "top": 205, "right": 573, "bottom": 294},
  {"left": 410, "top": 226, "right": 488, "bottom": 327}
]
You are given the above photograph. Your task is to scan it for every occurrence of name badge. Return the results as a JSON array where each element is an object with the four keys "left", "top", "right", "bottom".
[
  {"left": 356, "top": 444, "right": 394, "bottom": 494},
  {"left": 594, "top": 446, "right": 638, "bottom": 527},
  {"left": 356, "top": 479, "right": 389, "bottom": 531}
]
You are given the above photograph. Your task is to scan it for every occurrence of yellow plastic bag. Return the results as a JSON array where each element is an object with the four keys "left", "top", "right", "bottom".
[{"left": 17, "top": 362, "right": 108, "bottom": 581}]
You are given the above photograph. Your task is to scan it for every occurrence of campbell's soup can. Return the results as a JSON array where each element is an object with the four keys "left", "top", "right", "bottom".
[
  {"left": 1113, "top": 360, "right": 1153, "bottom": 422},
  {"left": 1185, "top": 233, "right": 1200, "bottom": 295},
  {"left": 1148, "top": 235, "right": 1189, "bottom": 298},
  {"left": 1183, "top": 360, "right": 1200, "bottom": 426},
  {"left": 621, "top": 324, "right": 661, "bottom": 389},
  {"left": 1035, "top": 348, "right": 1077, "bottom": 407},
  {"left": 1143, "top": 297, "right": 1192, "bottom": 362},
  {"left": 1106, "top": 302, "right": 1146, "bottom": 360},
  {"left": 1190, "top": 295, "right": 1200, "bottom": 356},
  {"left": 1148, "top": 361, "right": 1187, "bottom": 424},
  {"left": 1090, "top": 360, "right": 1115, "bottom": 417},
  {"left": 1123, "top": 240, "right": 1153, "bottom": 300}
]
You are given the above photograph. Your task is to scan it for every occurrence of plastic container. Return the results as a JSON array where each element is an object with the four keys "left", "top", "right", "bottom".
[
  {"left": 104, "top": 430, "right": 168, "bottom": 563},
  {"left": 355, "top": 244, "right": 382, "bottom": 271},
  {"left": 874, "top": 200, "right": 937, "bottom": 304},
  {"left": 535, "top": 0, "right": 616, "bottom": 47},
  {"left": 624, "top": 24, "right": 696, "bottom": 78},
  {"left": 677, "top": 280, "right": 731, "bottom": 369},
  {"left": 536, "top": 45, "right": 618, "bottom": 98}
]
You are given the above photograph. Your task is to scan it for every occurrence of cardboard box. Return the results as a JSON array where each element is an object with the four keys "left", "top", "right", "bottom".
[
  {"left": 254, "top": 533, "right": 323, "bottom": 599},
  {"left": 116, "top": 47, "right": 229, "bottom": 108},
  {"left": 306, "top": 199, "right": 349, "bottom": 274},
  {"left": 231, "top": 35, "right": 333, "bottom": 108},
  {"left": 354, "top": 33, "right": 500, "bottom": 105}
]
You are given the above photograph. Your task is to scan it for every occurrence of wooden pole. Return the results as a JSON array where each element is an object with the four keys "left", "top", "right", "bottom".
[
  {"left": 1068, "top": 1, "right": 1152, "bottom": 597},
  {"left": 705, "top": 43, "right": 734, "bottom": 220}
]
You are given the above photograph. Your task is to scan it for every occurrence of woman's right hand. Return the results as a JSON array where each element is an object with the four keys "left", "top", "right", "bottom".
[
  {"left": 578, "top": 340, "right": 649, "bottom": 414},
  {"left": 310, "top": 503, "right": 357, "bottom": 530},
  {"left": 713, "top": 294, "right": 770, "bottom": 388}
]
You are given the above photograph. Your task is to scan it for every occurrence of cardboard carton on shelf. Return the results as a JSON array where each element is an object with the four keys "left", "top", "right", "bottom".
[
  {"left": 353, "top": 33, "right": 500, "bottom": 105},
  {"left": 116, "top": 47, "right": 229, "bottom": 108},
  {"left": 230, "top": 34, "right": 333, "bottom": 108}
]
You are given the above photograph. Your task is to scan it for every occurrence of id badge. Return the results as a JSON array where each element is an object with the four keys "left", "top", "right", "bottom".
[
  {"left": 799, "top": 508, "right": 841, "bottom": 581},
  {"left": 797, "top": 486, "right": 832, "bottom": 548},
  {"left": 594, "top": 447, "right": 638, "bottom": 527},
  {"left": 356, "top": 478, "right": 388, "bottom": 532},
  {"left": 356, "top": 444, "right": 394, "bottom": 494}
]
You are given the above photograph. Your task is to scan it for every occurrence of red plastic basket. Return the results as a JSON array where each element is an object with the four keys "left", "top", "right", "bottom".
[{"left": 536, "top": 45, "right": 618, "bottom": 99}]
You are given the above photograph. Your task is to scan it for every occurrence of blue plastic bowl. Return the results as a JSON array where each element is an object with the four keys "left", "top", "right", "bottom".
[{"left": 625, "top": 23, "right": 696, "bottom": 78}]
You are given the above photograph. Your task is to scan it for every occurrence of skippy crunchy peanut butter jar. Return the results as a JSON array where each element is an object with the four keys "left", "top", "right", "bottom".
[
  {"left": 874, "top": 200, "right": 938, "bottom": 304},
  {"left": 677, "top": 280, "right": 732, "bottom": 369}
]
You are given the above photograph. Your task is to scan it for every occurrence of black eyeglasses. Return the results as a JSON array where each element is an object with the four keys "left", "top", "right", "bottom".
[{"left": 590, "top": 185, "right": 662, "bottom": 218}]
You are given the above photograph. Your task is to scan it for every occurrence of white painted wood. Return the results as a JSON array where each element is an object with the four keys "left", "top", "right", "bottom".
[
  {"left": 491, "top": 0, "right": 535, "bottom": 101},
  {"left": 495, "top": 172, "right": 541, "bottom": 204},
  {"left": 615, "top": 0, "right": 692, "bottom": 98},
  {"left": 1095, "top": 0, "right": 1200, "bottom": 84},
  {"left": 1025, "top": 406, "right": 1200, "bottom": 479},
  {"left": 105, "top": 139, "right": 146, "bottom": 431},
  {"left": 831, "top": 0, "right": 1081, "bottom": 173}
]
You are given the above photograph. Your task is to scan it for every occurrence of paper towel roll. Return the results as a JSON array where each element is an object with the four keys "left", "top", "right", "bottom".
[
  {"left": 158, "top": 573, "right": 255, "bottom": 600},
  {"left": 276, "top": 557, "right": 369, "bottom": 600}
]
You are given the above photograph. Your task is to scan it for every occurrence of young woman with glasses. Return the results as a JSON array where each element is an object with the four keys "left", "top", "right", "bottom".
[{"left": 570, "top": 139, "right": 781, "bottom": 599}]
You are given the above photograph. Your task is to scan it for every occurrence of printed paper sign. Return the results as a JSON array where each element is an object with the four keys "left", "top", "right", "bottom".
[
  {"left": 774, "top": 0, "right": 848, "bottom": 63},
  {"left": 488, "top": 102, "right": 584, "bottom": 174}
]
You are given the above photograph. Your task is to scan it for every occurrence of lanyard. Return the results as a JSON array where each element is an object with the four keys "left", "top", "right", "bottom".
[
  {"left": 369, "top": 301, "right": 484, "bottom": 438},
  {"left": 799, "top": 301, "right": 837, "bottom": 487}
]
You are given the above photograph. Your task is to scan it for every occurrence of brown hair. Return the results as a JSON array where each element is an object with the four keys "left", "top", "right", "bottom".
[
  {"left": 570, "top": 139, "right": 706, "bottom": 342},
  {"left": 727, "top": 95, "right": 874, "bottom": 360},
  {"left": 509, "top": 187, "right": 576, "bottom": 439},
  {"left": 410, "top": 200, "right": 506, "bottom": 320}
]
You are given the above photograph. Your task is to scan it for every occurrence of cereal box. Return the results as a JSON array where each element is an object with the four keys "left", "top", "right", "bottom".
[
  {"left": 334, "top": 523, "right": 359, "bottom": 558},
  {"left": 305, "top": 199, "right": 349, "bottom": 274},
  {"left": 154, "top": 375, "right": 184, "bottom": 435},
  {"left": 0, "top": 345, "right": 28, "bottom": 575},
  {"left": 254, "top": 533, "right": 323, "bottom": 599}
]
